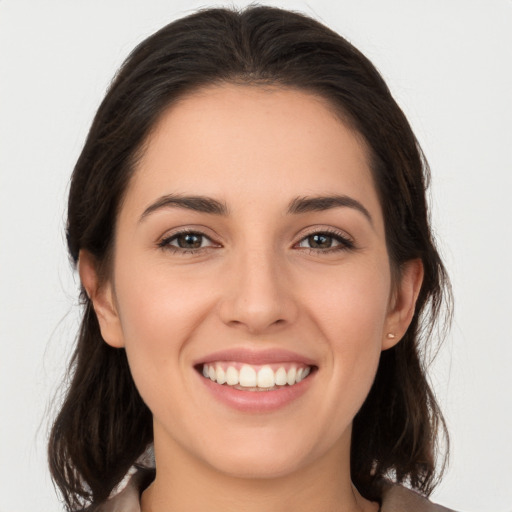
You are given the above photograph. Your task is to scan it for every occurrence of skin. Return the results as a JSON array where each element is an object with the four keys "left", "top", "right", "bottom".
[{"left": 81, "top": 84, "right": 423, "bottom": 512}]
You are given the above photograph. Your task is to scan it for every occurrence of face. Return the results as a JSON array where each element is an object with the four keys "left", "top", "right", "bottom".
[{"left": 85, "top": 84, "right": 419, "bottom": 480}]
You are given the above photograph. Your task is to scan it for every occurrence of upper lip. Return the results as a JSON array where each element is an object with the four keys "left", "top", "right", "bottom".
[{"left": 195, "top": 347, "right": 317, "bottom": 366}]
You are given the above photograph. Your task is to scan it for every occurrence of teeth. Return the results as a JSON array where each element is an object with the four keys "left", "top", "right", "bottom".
[
  {"left": 275, "top": 367, "right": 287, "bottom": 386},
  {"left": 257, "top": 366, "right": 275, "bottom": 388},
  {"left": 226, "top": 366, "right": 238, "bottom": 386},
  {"left": 216, "top": 366, "right": 226, "bottom": 385},
  {"left": 286, "top": 367, "right": 296, "bottom": 386},
  {"left": 202, "top": 363, "right": 312, "bottom": 389},
  {"left": 296, "top": 367, "right": 311, "bottom": 382},
  {"left": 239, "top": 365, "right": 257, "bottom": 387}
]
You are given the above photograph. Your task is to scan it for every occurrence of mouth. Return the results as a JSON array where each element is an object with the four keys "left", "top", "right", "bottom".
[
  {"left": 193, "top": 348, "right": 318, "bottom": 412},
  {"left": 196, "top": 361, "right": 316, "bottom": 392}
]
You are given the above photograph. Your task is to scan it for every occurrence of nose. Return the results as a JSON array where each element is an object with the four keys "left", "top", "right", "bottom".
[{"left": 218, "top": 246, "right": 298, "bottom": 335}]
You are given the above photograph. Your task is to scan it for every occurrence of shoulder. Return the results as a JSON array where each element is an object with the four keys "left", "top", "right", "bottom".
[
  {"left": 381, "top": 484, "right": 460, "bottom": 512},
  {"left": 95, "top": 470, "right": 148, "bottom": 512}
]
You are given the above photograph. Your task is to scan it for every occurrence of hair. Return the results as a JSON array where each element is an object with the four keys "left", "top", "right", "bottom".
[{"left": 49, "top": 5, "right": 451, "bottom": 511}]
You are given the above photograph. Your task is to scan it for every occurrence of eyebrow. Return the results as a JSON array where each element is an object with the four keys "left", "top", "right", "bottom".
[
  {"left": 140, "top": 194, "right": 229, "bottom": 221},
  {"left": 287, "top": 195, "right": 373, "bottom": 224},
  {"left": 139, "top": 193, "right": 372, "bottom": 225}
]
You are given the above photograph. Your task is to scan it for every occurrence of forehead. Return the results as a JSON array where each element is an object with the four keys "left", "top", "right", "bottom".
[{"left": 124, "top": 84, "right": 381, "bottom": 225}]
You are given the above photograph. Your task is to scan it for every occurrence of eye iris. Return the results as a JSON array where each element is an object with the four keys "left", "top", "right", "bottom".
[
  {"left": 309, "top": 234, "right": 332, "bottom": 248},
  {"left": 177, "top": 233, "right": 202, "bottom": 248}
]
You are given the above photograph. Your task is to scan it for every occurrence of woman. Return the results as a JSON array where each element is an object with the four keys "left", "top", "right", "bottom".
[{"left": 49, "top": 6, "right": 455, "bottom": 511}]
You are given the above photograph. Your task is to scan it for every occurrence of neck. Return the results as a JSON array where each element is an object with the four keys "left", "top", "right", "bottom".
[{"left": 141, "top": 425, "right": 378, "bottom": 512}]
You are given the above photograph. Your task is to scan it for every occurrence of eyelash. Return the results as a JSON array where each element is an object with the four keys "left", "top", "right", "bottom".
[
  {"left": 296, "top": 229, "right": 355, "bottom": 254},
  {"left": 157, "top": 229, "right": 220, "bottom": 254},
  {"left": 157, "top": 228, "right": 355, "bottom": 256}
]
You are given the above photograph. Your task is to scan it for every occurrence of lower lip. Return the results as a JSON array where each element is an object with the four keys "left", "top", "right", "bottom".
[{"left": 198, "top": 370, "right": 315, "bottom": 413}]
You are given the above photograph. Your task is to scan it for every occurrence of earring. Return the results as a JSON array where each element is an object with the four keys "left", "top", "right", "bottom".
[{"left": 386, "top": 333, "right": 396, "bottom": 340}]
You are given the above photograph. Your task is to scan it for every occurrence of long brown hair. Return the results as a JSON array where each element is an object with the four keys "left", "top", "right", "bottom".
[{"left": 49, "top": 6, "right": 451, "bottom": 510}]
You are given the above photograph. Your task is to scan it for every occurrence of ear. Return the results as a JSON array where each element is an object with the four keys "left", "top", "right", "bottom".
[
  {"left": 78, "top": 250, "right": 125, "bottom": 348},
  {"left": 382, "top": 259, "right": 424, "bottom": 350}
]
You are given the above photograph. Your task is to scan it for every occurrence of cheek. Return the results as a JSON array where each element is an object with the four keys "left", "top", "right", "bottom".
[
  {"left": 300, "top": 260, "right": 390, "bottom": 409},
  {"left": 112, "top": 261, "right": 220, "bottom": 400},
  {"left": 115, "top": 259, "right": 216, "bottom": 343},
  {"left": 302, "top": 258, "right": 391, "bottom": 341}
]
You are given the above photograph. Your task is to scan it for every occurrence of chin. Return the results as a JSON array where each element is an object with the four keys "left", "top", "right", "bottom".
[
  {"left": 196, "top": 428, "right": 319, "bottom": 480},
  {"left": 208, "top": 450, "right": 306, "bottom": 480}
]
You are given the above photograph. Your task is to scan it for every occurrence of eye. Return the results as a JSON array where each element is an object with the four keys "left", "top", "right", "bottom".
[
  {"left": 296, "top": 230, "right": 354, "bottom": 252},
  {"left": 158, "top": 230, "right": 218, "bottom": 253}
]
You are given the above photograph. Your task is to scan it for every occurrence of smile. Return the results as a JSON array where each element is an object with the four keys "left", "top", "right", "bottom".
[
  {"left": 201, "top": 362, "right": 312, "bottom": 391},
  {"left": 195, "top": 349, "right": 317, "bottom": 412}
]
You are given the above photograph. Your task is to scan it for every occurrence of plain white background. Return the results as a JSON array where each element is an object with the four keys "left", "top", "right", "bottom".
[{"left": 0, "top": 1, "right": 511, "bottom": 511}]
